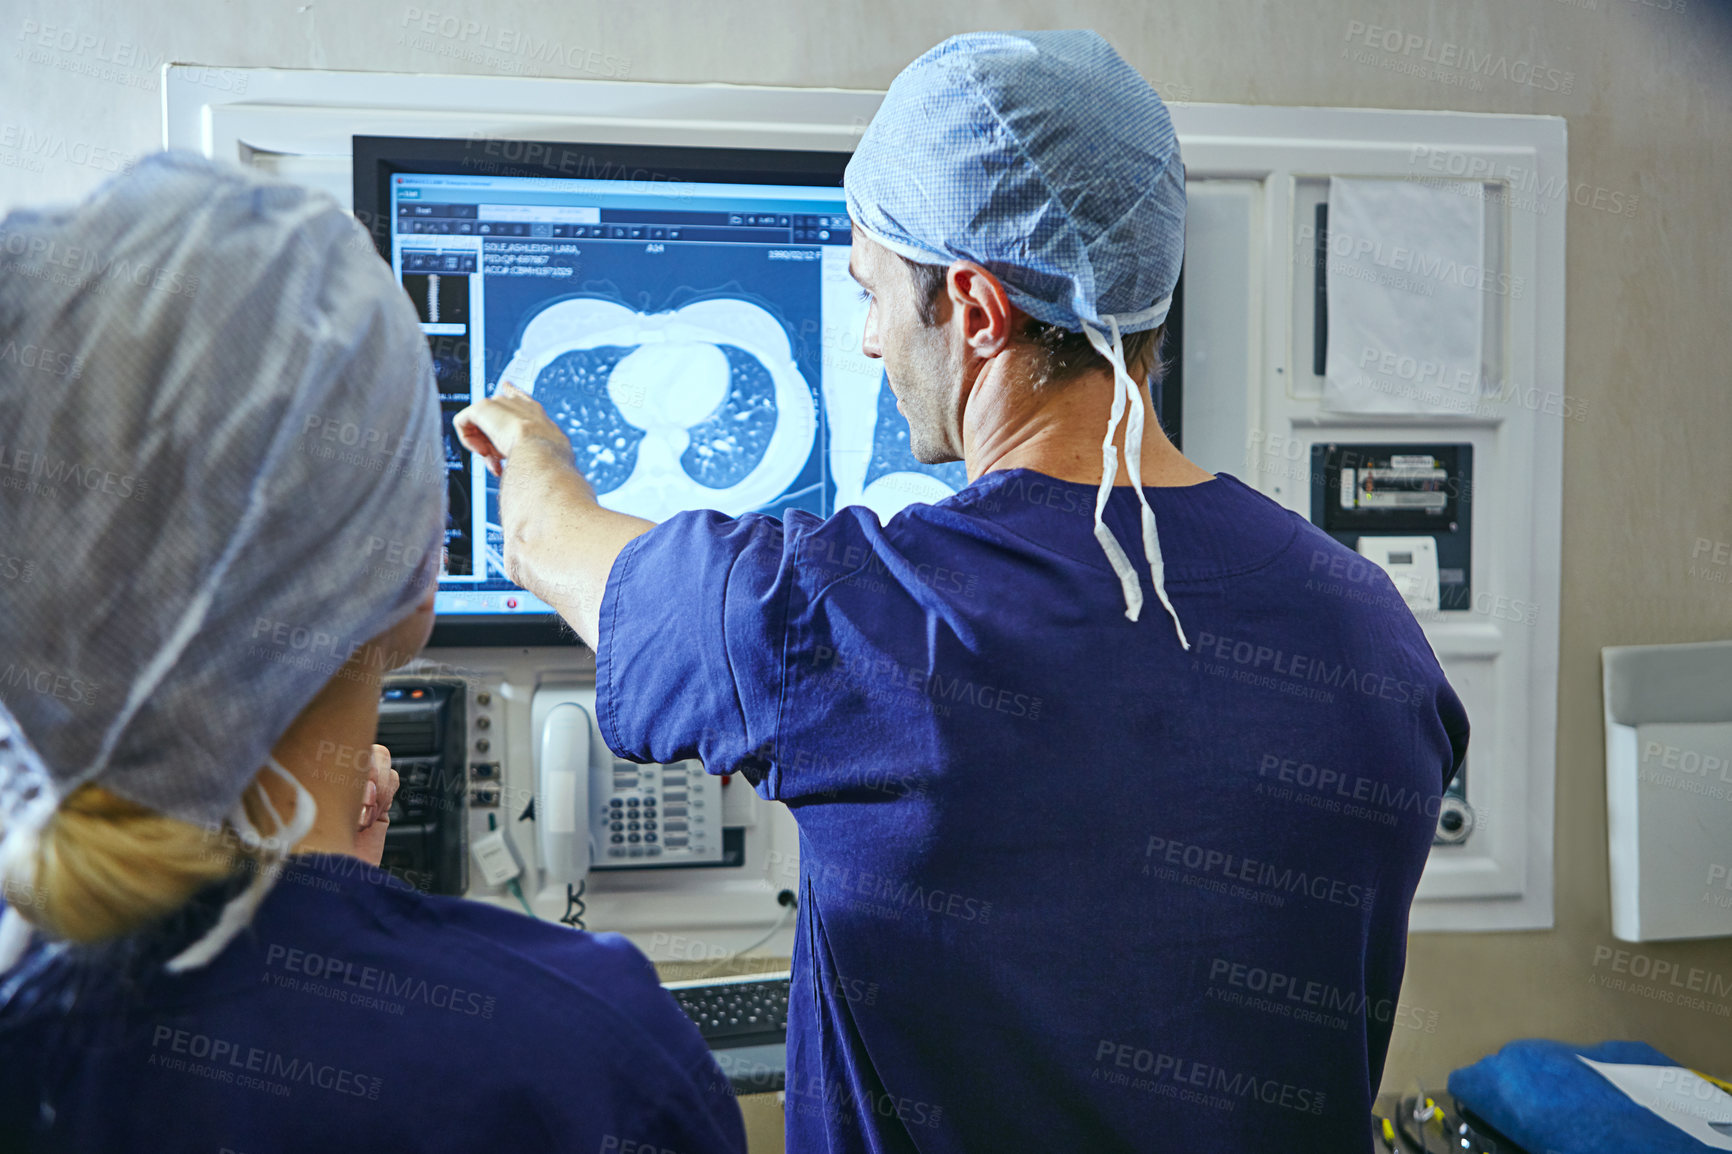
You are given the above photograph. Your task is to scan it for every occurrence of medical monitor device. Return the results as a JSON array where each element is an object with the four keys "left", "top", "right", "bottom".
[{"left": 355, "top": 134, "right": 983, "bottom": 647}]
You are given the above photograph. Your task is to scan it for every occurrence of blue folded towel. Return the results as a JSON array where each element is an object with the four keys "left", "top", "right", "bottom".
[{"left": 1450, "top": 1039, "right": 1732, "bottom": 1154}]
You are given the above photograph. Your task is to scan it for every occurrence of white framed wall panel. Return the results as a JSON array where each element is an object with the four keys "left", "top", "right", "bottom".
[{"left": 166, "top": 67, "right": 1564, "bottom": 931}]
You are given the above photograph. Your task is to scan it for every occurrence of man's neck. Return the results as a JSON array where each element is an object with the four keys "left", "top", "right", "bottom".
[{"left": 961, "top": 355, "right": 1215, "bottom": 488}]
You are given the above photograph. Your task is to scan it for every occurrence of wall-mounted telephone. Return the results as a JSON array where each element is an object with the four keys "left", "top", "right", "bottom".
[
  {"left": 530, "top": 684, "right": 726, "bottom": 883},
  {"left": 536, "top": 696, "right": 593, "bottom": 886}
]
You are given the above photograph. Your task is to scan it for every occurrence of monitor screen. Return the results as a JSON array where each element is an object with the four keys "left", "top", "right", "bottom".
[{"left": 354, "top": 136, "right": 968, "bottom": 645}]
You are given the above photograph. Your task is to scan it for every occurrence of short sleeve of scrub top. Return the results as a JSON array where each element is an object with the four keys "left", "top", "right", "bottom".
[{"left": 596, "top": 508, "right": 803, "bottom": 797}]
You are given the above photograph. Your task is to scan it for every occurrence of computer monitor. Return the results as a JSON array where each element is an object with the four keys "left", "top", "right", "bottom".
[{"left": 353, "top": 134, "right": 971, "bottom": 647}]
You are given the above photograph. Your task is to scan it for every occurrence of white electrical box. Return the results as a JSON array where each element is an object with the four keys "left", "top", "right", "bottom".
[{"left": 1357, "top": 535, "right": 1442, "bottom": 614}]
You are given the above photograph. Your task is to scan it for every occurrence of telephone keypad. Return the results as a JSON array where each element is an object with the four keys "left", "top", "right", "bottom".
[{"left": 593, "top": 758, "right": 721, "bottom": 866}]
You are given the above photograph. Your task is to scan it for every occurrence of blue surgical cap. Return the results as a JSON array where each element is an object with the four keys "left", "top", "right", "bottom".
[
  {"left": 844, "top": 29, "right": 1185, "bottom": 337},
  {"left": 845, "top": 31, "right": 1192, "bottom": 645}
]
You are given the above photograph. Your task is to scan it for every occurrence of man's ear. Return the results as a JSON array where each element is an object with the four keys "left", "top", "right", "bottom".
[{"left": 946, "top": 261, "right": 1014, "bottom": 359}]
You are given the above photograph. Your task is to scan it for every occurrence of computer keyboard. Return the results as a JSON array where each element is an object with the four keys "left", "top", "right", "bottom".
[{"left": 663, "top": 971, "right": 790, "bottom": 1049}]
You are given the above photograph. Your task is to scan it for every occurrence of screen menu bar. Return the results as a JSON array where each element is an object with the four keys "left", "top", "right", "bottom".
[{"left": 397, "top": 202, "right": 851, "bottom": 244}]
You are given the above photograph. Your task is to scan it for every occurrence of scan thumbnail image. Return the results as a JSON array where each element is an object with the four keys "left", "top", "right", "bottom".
[
  {"left": 403, "top": 272, "right": 470, "bottom": 326},
  {"left": 494, "top": 296, "right": 818, "bottom": 525}
]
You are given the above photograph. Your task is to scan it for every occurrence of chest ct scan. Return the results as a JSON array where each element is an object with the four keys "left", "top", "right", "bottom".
[{"left": 390, "top": 170, "right": 970, "bottom": 617}]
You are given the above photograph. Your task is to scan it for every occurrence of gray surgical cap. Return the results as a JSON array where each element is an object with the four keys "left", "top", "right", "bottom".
[
  {"left": 845, "top": 30, "right": 1191, "bottom": 645},
  {"left": 0, "top": 154, "right": 445, "bottom": 860}
]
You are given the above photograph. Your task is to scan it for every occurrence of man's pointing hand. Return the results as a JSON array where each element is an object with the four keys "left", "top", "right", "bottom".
[{"left": 453, "top": 381, "right": 573, "bottom": 478}]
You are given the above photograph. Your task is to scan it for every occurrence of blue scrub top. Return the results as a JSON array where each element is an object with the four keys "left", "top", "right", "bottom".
[
  {"left": 0, "top": 853, "right": 746, "bottom": 1154},
  {"left": 597, "top": 469, "right": 1468, "bottom": 1154}
]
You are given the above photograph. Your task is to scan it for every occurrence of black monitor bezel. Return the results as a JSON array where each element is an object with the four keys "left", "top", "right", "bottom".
[{"left": 352, "top": 133, "right": 854, "bottom": 649}]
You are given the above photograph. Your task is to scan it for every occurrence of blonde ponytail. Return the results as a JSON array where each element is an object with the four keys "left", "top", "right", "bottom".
[{"left": 14, "top": 783, "right": 259, "bottom": 944}]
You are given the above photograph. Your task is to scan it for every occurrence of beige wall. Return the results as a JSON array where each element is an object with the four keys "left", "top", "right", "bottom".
[{"left": 5, "top": 0, "right": 1730, "bottom": 1112}]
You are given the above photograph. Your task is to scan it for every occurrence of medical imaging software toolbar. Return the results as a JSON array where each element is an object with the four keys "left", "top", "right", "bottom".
[{"left": 390, "top": 170, "right": 968, "bottom": 619}]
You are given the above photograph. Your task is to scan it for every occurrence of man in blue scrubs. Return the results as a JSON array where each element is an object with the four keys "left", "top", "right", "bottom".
[{"left": 456, "top": 30, "right": 1468, "bottom": 1153}]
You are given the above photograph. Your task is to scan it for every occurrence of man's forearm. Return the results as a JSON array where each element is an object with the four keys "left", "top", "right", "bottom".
[{"left": 498, "top": 436, "right": 655, "bottom": 648}]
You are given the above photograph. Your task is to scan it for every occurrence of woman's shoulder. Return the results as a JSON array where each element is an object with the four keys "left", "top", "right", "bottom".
[
  {"left": 257, "top": 856, "right": 731, "bottom": 1130},
  {"left": 279, "top": 854, "right": 665, "bottom": 1000},
  {"left": 0, "top": 857, "right": 745, "bottom": 1154}
]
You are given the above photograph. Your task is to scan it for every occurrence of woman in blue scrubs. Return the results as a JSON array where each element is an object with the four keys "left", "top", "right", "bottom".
[{"left": 0, "top": 154, "right": 744, "bottom": 1154}]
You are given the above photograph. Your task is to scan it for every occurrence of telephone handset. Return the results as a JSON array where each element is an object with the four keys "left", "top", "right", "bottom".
[
  {"left": 530, "top": 683, "right": 726, "bottom": 879},
  {"left": 533, "top": 695, "right": 593, "bottom": 886}
]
